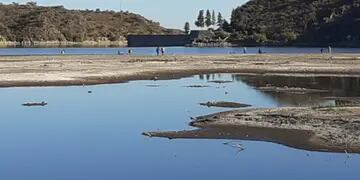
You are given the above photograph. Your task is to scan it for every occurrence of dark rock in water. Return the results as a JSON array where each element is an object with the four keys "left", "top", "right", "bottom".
[
  {"left": 200, "top": 101, "right": 251, "bottom": 108},
  {"left": 22, "top": 101, "right": 48, "bottom": 106},
  {"left": 208, "top": 80, "right": 233, "bottom": 84},
  {"left": 88, "top": 91, "right": 92, "bottom": 93},
  {"left": 151, "top": 76, "right": 159, "bottom": 81},
  {"left": 185, "top": 85, "right": 210, "bottom": 88}
]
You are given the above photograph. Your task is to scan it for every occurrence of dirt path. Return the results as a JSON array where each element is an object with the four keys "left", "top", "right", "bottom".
[{"left": 0, "top": 54, "right": 360, "bottom": 87}]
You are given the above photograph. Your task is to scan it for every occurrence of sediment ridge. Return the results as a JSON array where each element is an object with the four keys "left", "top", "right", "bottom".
[
  {"left": 0, "top": 54, "right": 360, "bottom": 88},
  {"left": 144, "top": 106, "right": 360, "bottom": 153}
]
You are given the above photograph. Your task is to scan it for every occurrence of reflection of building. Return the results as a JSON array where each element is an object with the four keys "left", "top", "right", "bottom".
[{"left": 127, "top": 30, "right": 213, "bottom": 47}]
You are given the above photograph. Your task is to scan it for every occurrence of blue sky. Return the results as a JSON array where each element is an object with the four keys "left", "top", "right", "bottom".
[{"left": 2, "top": 0, "right": 248, "bottom": 29}]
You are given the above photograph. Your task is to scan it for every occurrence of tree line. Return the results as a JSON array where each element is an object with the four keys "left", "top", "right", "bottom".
[{"left": 184, "top": 9, "right": 225, "bottom": 34}]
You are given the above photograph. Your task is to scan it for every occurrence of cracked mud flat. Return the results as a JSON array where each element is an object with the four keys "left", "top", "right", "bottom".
[{"left": 144, "top": 106, "right": 360, "bottom": 153}]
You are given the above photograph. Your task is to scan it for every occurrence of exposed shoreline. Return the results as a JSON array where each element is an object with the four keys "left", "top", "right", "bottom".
[
  {"left": 144, "top": 106, "right": 360, "bottom": 153},
  {"left": 2, "top": 53, "right": 360, "bottom": 153},
  {"left": 1, "top": 54, "right": 360, "bottom": 88}
]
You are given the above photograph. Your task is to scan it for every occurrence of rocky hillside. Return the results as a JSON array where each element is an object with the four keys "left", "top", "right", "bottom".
[
  {"left": 229, "top": 0, "right": 360, "bottom": 46},
  {"left": 0, "top": 3, "right": 176, "bottom": 43}
]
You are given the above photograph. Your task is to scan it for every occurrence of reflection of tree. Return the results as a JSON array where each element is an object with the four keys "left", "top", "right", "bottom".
[
  {"left": 234, "top": 74, "right": 360, "bottom": 106},
  {"left": 206, "top": 74, "right": 210, "bottom": 80},
  {"left": 198, "top": 74, "right": 204, "bottom": 80}
]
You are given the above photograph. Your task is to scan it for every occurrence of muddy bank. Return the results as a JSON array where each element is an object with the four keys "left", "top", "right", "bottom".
[
  {"left": 323, "top": 97, "right": 360, "bottom": 107},
  {"left": 256, "top": 86, "right": 329, "bottom": 94},
  {"left": 144, "top": 106, "right": 360, "bottom": 153},
  {"left": 1, "top": 54, "right": 360, "bottom": 87},
  {"left": 200, "top": 101, "right": 251, "bottom": 108}
]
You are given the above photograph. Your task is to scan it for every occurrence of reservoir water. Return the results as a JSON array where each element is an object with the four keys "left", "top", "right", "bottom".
[
  {"left": 0, "top": 74, "right": 359, "bottom": 180},
  {"left": 1, "top": 47, "right": 360, "bottom": 56}
]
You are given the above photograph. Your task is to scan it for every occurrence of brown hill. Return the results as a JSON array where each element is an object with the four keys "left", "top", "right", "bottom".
[{"left": 0, "top": 3, "right": 177, "bottom": 43}]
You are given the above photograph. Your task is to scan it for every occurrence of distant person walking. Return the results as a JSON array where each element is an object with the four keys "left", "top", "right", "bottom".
[
  {"left": 161, "top": 47, "right": 165, "bottom": 56},
  {"left": 128, "top": 48, "right": 133, "bottom": 55},
  {"left": 320, "top": 48, "right": 324, "bottom": 54},
  {"left": 328, "top": 46, "right": 332, "bottom": 54},
  {"left": 60, "top": 49, "right": 65, "bottom": 55},
  {"left": 243, "top": 47, "right": 247, "bottom": 54},
  {"left": 258, "top": 48, "right": 263, "bottom": 54},
  {"left": 156, "top": 46, "right": 160, "bottom": 56}
]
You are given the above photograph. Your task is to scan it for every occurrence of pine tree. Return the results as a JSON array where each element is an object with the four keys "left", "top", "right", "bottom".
[
  {"left": 217, "top": 12, "right": 224, "bottom": 26},
  {"left": 195, "top": 10, "right": 205, "bottom": 28},
  {"left": 184, "top": 22, "right": 190, "bottom": 34},
  {"left": 211, "top": 10, "right": 216, "bottom": 26},
  {"left": 230, "top": 9, "right": 236, "bottom": 25},
  {"left": 222, "top": 20, "right": 231, "bottom": 32},
  {"left": 205, "top": 9, "right": 212, "bottom": 27}
]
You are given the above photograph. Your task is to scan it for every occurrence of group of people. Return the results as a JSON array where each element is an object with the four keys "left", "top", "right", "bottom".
[
  {"left": 156, "top": 46, "right": 166, "bottom": 56},
  {"left": 117, "top": 47, "right": 165, "bottom": 56},
  {"left": 61, "top": 46, "right": 333, "bottom": 56}
]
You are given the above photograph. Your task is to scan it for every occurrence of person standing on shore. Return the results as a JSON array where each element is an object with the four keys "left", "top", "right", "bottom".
[
  {"left": 328, "top": 46, "right": 332, "bottom": 54},
  {"left": 161, "top": 47, "right": 165, "bottom": 56},
  {"left": 243, "top": 47, "right": 247, "bottom": 54},
  {"left": 258, "top": 48, "right": 263, "bottom": 54},
  {"left": 128, "top": 48, "right": 132, "bottom": 55},
  {"left": 156, "top": 46, "right": 160, "bottom": 56}
]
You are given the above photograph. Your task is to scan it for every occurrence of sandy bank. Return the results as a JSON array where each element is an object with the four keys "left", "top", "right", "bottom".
[
  {"left": 1, "top": 54, "right": 360, "bottom": 87},
  {"left": 144, "top": 106, "right": 360, "bottom": 153}
]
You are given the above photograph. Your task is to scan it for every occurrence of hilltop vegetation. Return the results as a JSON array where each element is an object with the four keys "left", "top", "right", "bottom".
[
  {"left": 229, "top": 0, "right": 360, "bottom": 46},
  {"left": 0, "top": 2, "right": 175, "bottom": 43}
]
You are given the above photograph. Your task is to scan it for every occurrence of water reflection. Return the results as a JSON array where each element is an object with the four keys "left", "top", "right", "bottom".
[
  {"left": 230, "top": 74, "right": 360, "bottom": 106},
  {"left": 146, "top": 74, "right": 360, "bottom": 154},
  {"left": 0, "top": 74, "right": 359, "bottom": 180}
]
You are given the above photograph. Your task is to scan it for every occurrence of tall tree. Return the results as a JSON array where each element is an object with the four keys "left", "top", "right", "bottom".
[
  {"left": 184, "top": 22, "right": 190, "bottom": 34},
  {"left": 211, "top": 10, "right": 216, "bottom": 26},
  {"left": 217, "top": 12, "right": 224, "bottom": 26},
  {"left": 205, "top": 9, "right": 212, "bottom": 27},
  {"left": 230, "top": 8, "right": 236, "bottom": 25},
  {"left": 195, "top": 10, "right": 205, "bottom": 28},
  {"left": 222, "top": 19, "right": 231, "bottom": 32}
]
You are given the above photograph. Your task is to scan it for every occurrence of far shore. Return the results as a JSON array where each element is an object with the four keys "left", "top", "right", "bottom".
[
  {"left": 0, "top": 54, "right": 360, "bottom": 88},
  {"left": 0, "top": 40, "right": 127, "bottom": 48}
]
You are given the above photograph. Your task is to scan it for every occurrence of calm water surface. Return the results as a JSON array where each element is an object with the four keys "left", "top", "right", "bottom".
[
  {"left": 1, "top": 47, "right": 360, "bottom": 56},
  {"left": 0, "top": 74, "right": 359, "bottom": 180}
]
